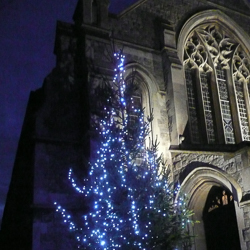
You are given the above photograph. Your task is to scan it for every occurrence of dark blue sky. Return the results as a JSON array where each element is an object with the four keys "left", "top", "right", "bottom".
[{"left": 0, "top": 0, "right": 138, "bottom": 225}]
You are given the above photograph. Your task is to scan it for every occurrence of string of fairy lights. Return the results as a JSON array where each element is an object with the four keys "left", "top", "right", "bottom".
[{"left": 54, "top": 51, "right": 189, "bottom": 249}]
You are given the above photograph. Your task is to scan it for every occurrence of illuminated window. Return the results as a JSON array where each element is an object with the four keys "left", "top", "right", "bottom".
[{"left": 184, "top": 24, "right": 250, "bottom": 144}]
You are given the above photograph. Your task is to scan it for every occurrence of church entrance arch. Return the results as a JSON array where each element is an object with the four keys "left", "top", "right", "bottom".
[{"left": 179, "top": 166, "right": 245, "bottom": 250}]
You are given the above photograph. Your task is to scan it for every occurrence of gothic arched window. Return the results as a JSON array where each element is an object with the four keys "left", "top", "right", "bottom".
[
  {"left": 125, "top": 73, "right": 143, "bottom": 137},
  {"left": 184, "top": 24, "right": 250, "bottom": 144}
]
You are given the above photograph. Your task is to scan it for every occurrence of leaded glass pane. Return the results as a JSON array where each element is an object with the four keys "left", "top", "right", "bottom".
[
  {"left": 185, "top": 68, "right": 200, "bottom": 144},
  {"left": 200, "top": 73, "right": 216, "bottom": 143},
  {"left": 235, "top": 80, "right": 250, "bottom": 141},
  {"left": 183, "top": 24, "right": 250, "bottom": 145},
  {"left": 217, "top": 68, "right": 235, "bottom": 144}
]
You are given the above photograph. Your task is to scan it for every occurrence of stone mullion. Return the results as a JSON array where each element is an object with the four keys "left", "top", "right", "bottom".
[
  {"left": 241, "top": 82, "right": 250, "bottom": 141},
  {"left": 227, "top": 46, "right": 245, "bottom": 143},
  {"left": 216, "top": 68, "right": 235, "bottom": 144},
  {"left": 233, "top": 79, "right": 250, "bottom": 141},
  {"left": 195, "top": 70, "right": 210, "bottom": 144},
  {"left": 191, "top": 31, "right": 217, "bottom": 144},
  {"left": 183, "top": 30, "right": 215, "bottom": 144},
  {"left": 207, "top": 70, "right": 225, "bottom": 144},
  {"left": 196, "top": 30, "right": 226, "bottom": 144},
  {"left": 226, "top": 66, "right": 242, "bottom": 144},
  {"left": 199, "top": 71, "right": 216, "bottom": 144},
  {"left": 197, "top": 28, "right": 237, "bottom": 144},
  {"left": 232, "top": 47, "right": 250, "bottom": 142},
  {"left": 244, "top": 81, "right": 250, "bottom": 141}
]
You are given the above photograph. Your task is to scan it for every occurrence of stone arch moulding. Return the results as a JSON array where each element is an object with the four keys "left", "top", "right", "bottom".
[
  {"left": 177, "top": 9, "right": 250, "bottom": 63},
  {"left": 123, "top": 62, "right": 168, "bottom": 155},
  {"left": 123, "top": 62, "right": 162, "bottom": 120},
  {"left": 178, "top": 166, "right": 246, "bottom": 250},
  {"left": 179, "top": 166, "right": 242, "bottom": 204},
  {"left": 124, "top": 62, "right": 160, "bottom": 105}
]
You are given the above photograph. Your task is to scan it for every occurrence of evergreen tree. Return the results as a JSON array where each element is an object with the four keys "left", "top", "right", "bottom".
[{"left": 54, "top": 51, "right": 194, "bottom": 249}]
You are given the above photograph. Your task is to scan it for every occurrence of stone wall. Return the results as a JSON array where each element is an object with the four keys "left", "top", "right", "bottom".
[
  {"left": 3, "top": 0, "right": 250, "bottom": 249},
  {"left": 109, "top": 0, "right": 250, "bottom": 50},
  {"left": 30, "top": 0, "right": 250, "bottom": 248}
]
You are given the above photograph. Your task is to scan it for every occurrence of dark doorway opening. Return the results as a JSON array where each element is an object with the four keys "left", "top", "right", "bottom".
[{"left": 203, "top": 186, "right": 241, "bottom": 250}]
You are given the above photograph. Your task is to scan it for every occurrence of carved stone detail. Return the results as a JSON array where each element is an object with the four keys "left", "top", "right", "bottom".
[
  {"left": 184, "top": 32, "right": 212, "bottom": 72},
  {"left": 233, "top": 47, "right": 250, "bottom": 141},
  {"left": 233, "top": 48, "right": 250, "bottom": 83},
  {"left": 196, "top": 25, "right": 237, "bottom": 69},
  {"left": 172, "top": 152, "right": 243, "bottom": 186},
  {"left": 182, "top": 24, "right": 250, "bottom": 144}
]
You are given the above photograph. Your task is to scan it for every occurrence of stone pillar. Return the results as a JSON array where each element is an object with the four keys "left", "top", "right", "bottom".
[
  {"left": 73, "top": 0, "right": 92, "bottom": 25},
  {"left": 235, "top": 203, "right": 247, "bottom": 250},
  {"left": 161, "top": 25, "right": 188, "bottom": 146},
  {"left": 73, "top": 0, "right": 110, "bottom": 28},
  {"left": 96, "top": 0, "right": 110, "bottom": 28}
]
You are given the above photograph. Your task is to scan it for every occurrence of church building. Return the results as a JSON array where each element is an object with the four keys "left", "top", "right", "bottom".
[{"left": 2, "top": 0, "right": 250, "bottom": 249}]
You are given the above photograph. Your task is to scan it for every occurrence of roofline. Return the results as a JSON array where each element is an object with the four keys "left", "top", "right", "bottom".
[{"left": 116, "top": 0, "right": 148, "bottom": 18}]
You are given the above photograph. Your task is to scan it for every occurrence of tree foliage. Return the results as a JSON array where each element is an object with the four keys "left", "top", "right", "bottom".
[{"left": 55, "top": 51, "right": 194, "bottom": 249}]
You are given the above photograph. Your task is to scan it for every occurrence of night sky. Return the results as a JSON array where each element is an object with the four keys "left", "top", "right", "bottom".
[{"left": 0, "top": 0, "right": 138, "bottom": 225}]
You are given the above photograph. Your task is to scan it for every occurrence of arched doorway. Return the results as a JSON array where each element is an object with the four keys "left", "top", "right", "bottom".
[
  {"left": 203, "top": 186, "right": 241, "bottom": 250},
  {"left": 179, "top": 166, "right": 245, "bottom": 250}
]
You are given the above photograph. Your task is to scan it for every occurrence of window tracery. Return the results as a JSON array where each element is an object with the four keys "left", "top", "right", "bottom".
[
  {"left": 184, "top": 24, "right": 250, "bottom": 144},
  {"left": 233, "top": 49, "right": 250, "bottom": 141}
]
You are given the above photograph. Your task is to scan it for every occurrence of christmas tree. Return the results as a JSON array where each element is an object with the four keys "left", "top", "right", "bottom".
[{"left": 54, "top": 51, "right": 194, "bottom": 249}]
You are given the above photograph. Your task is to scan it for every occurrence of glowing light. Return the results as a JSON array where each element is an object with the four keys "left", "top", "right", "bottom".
[{"left": 53, "top": 51, "right": 192, "bottom": 249}]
